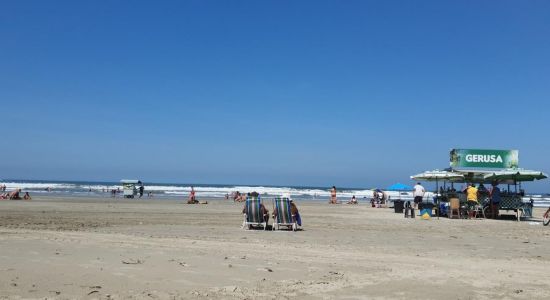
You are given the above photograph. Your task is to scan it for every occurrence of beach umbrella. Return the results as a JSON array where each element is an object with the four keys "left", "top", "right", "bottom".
[
  {"left": 386, "top": 183, "right": 413, "bottom": 191},
  {"left": 483, "top": 169, "right": 548, "bottom": 182}
]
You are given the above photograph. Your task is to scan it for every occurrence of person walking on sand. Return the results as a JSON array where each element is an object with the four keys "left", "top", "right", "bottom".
[
  {"left": 413, "top": 182, "right": 425, "bottom": 210},
  {"left": 330, "top": 186, "right": 337, "bottom": 204}
]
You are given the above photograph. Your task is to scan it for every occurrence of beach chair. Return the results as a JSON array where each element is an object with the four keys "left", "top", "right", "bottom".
[
  {"left": 272, "top": 197, "right": 297, "bottom": 231},
  {"left": 520, "top": 201, "right": 533, "bottom": 219},
  {"left": 449, "top": 198, "right": 461, "bottom": 219},
  {"left": 242, "top": 196, "right": 267, "bottom": 230},
  {"left": 471, "top": 197, "right": 487, "bottom": 219}
]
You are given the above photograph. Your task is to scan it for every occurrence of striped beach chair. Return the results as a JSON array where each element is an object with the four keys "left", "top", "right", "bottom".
[
  {"left": 272, "top": 197, "right": 297, "bottom": 231},
  {"left": 242, "top": 196, "right": 267, "bottom": 230}
]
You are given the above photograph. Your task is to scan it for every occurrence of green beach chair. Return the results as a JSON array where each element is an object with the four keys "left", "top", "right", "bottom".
[
  {"left": 272, "top": 197, "right": 297, "bottom": 231},
  {"left": 242, "top": 196, "right": 268, "bottom": 230}
]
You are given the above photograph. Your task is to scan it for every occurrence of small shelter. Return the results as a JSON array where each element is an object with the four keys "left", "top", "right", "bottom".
[
  {"left": 120, "top": 179, "right": 140, "bottom": 198},
  {"left": 412, "top": 149, "right": 547, "bottom": 220}
]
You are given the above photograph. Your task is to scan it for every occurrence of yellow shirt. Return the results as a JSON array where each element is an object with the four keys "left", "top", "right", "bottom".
[{"left": 467, "top": 186, "right": 478, "bottom": 202}]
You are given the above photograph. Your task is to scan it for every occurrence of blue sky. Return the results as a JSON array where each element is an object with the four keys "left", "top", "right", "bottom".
[{"left": 1, "top": 1, "right": 549, "bottom": 191}]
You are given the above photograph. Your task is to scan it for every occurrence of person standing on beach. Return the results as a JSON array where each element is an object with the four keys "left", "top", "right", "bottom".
[
  {"left": 413, "top": 182, "right": 425, "bottom": 210},
  {"left": 489, "top": 182, "right": 501, "bottom": 219},
  {"left": 466, "top": 183, "right": 479, "bottom": 218},
  {"left": 330, "top": 186, "right": 337, "bottom": 204},
  {"left": 138, "top": 182, "right": 144, "bottom": 198}
]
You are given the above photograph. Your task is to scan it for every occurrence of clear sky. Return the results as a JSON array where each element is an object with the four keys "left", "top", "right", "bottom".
[{"left": 1, "top": 1, "right": 549, "bottom": 191}]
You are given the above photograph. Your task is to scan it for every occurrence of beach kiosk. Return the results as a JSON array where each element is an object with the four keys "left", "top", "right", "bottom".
[
  {"left": 120, "top": 179, "right": 139, "bottom": 198},
  {"left": 412, "top": 149, "right": 547, "bottom": 220}
]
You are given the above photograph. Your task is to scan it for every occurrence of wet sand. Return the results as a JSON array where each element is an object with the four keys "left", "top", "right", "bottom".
[{"left": 0, "top": 196, "right": 549, "bottom": 299}]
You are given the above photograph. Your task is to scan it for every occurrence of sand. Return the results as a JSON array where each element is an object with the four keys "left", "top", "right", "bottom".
[{"left": 1, "top": 196, "right": 549, "bottom": 299}]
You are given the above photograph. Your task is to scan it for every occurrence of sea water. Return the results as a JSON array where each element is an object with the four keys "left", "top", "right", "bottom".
[{"left": 1, "top": 179, "right": 549, "bottom": 207}]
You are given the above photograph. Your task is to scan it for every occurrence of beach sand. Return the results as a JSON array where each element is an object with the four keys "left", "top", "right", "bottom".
[{"left": 1, "top": 197, "right": 549, "bottom": 299}]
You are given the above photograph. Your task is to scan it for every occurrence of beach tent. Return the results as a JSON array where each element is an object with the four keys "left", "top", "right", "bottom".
[{"left": 386, "top": 183, "right": 412, "bottom": 191}]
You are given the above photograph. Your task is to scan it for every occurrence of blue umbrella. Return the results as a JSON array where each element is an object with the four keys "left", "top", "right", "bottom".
[{"left": 386, "top": 183, "right": 412, "bottom": 191}]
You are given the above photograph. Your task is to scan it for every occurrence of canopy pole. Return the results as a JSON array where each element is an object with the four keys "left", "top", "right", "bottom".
[
  {"left": 435, "top": 179, "right": 445, "bottom": 220},
  {"left": 519, "top": 181, "right": 522, "bottom": 194}
]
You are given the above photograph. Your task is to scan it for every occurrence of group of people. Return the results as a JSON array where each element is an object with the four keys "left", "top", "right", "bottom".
[
  {"left": 231, "top": 191, "right": 247, "bottom": 202},
  {"left": 464, "top": 182, "right": 501, "bottom": 219},
  {"left": 241, "top": 193, "right": 302, "bottom": 228},
  {"left": 330, "top": 186, "right": 388, "bottom": 207},
  {"left": 413, "top": 181, "right": 504, "bottom": 219},
  {"left": 371, "top": 189, "right": 388, "bottom": 207},
  {"left": 0, "top": 189, "right": 31, "bottom": 200},
  {"left": 110, "top": 188, "right": 121, "bottom": 197}
]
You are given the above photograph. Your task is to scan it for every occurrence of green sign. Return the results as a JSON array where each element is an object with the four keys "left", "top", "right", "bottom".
[{"left": 450, "top": 149, "right": 519, "bottom": 169}]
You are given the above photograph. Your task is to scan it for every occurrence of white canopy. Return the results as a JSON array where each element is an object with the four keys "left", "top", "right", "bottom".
[
  {"left": 483, "top": 169, "right": 548, "bottom": 182},
  {"left": 410, "top": 170, "right": 465, "bottom": 182}
]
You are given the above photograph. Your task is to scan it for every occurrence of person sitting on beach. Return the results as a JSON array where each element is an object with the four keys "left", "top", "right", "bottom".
[
  {"left": 23, "top": 192, "right": 31, "bottom": 200},
  {"left": 232, "top": 191, "right": 241, "bottom": 202},
  {"left": 242, "top": 201, "right": 269, "bottom": 224},
  {"left": 273, "top": 195, "right": 302, "bottom": 226},
  {"left": 9, "top": 189, "right": 21, "bottom": 200},
  {"left": 188, "top": 186, "right": 198, "bottom": 204},
  {"left": 347, "top": 195, "right": 358, "bottom": 204}
]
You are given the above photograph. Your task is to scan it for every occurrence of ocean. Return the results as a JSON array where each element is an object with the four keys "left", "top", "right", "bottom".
[{"left": 1, "top": 179, "right": 549, "bottom": 207}]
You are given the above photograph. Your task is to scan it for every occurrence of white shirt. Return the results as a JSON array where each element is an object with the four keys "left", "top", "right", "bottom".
[{"left": 413, "top": 184, "right": 425, "bottom": 197}]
